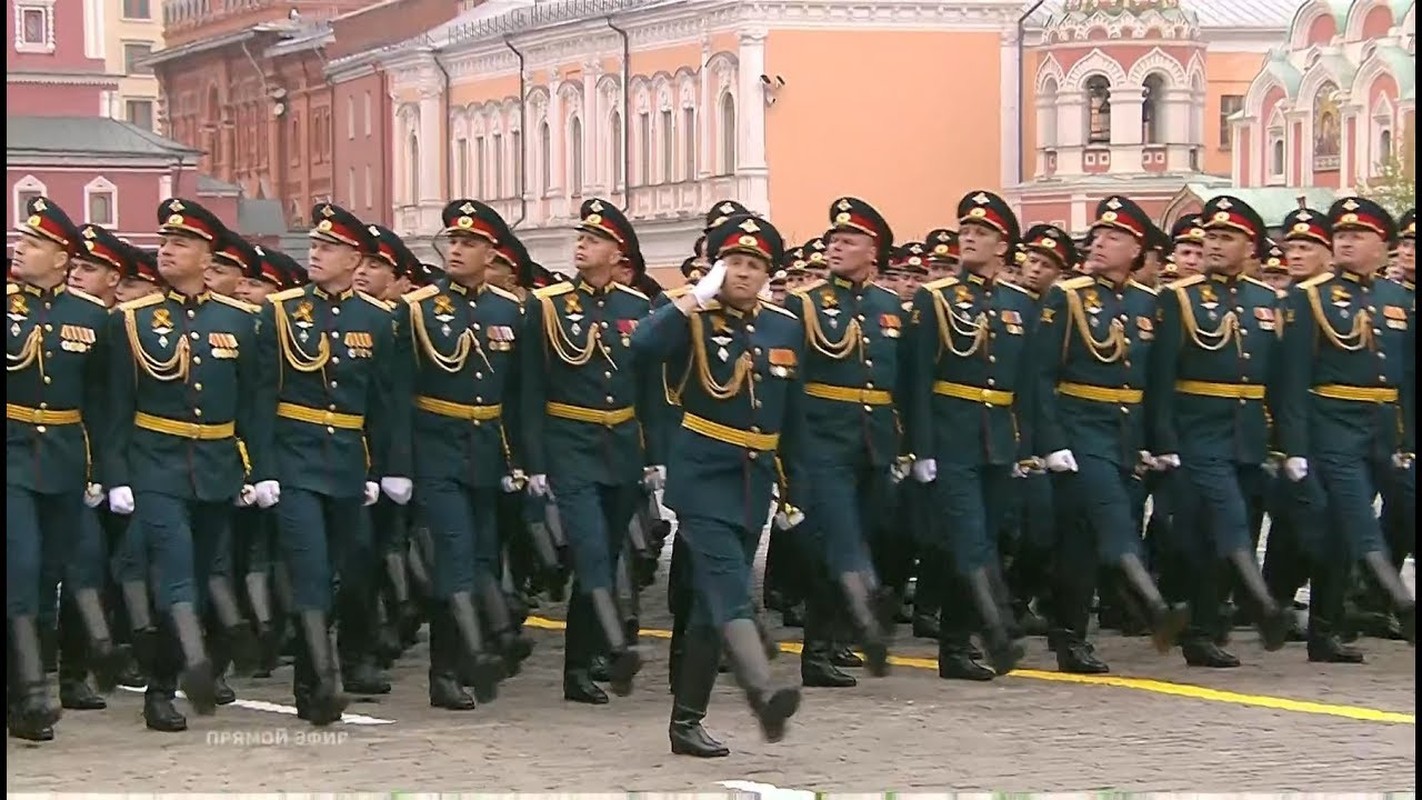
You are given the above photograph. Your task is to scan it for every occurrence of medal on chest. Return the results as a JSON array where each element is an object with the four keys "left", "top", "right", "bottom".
[
  {"left": 1330, "top": 285, "right": 1351, "bottom": 319},
  {"left": 433, "top": 294, "right": 456, "bottom": 337},
  {"left": 1199, "top": 284, "right": 1220, "bottom": 322},
  {"left": 563, "top": 294, "right": 585, "bottom": 337},
  {"left": 151, "top": 308, "right": 174, "bottom": 348},
  {"left": 8, "top": 294, "right": 29, "bottom": 338},
  {"left": 819, "top": 288, "right": 840, "bottom": 329},
  {"left": 293, "top": 299, "right": 316, "bottom": 343},
  {"left": 1083, "top": 288, "right": 1103, "bottom": 327}
]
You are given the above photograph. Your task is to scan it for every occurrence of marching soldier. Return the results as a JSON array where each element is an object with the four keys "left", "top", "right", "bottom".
[
  {"left": 390, "top": 200, "right": 534, "bottom": 710},
  {"left": 116, "top": 247, "right": 164, "bottom": 304},
  {"left": 1032, "top": 195, "right": 1189, "bottom": 674},
  {"left": 8, "top": 198, "right": 112, "bottom": 741},
  {"left": 1169, "top": 215, "right": 1207, "bottom": 279},
  {"left": 783, "top": 197, "right": 903, "bottom": 678},
  {"left": 632, "top": 212, "right": 804, "bottom": 756},
  {"left": 924, "top": 229, "right": 960, "bottom": 281},
  {"left": 1259, "top": 241, "right": 1291, "bottom": 293},
  {"left": 1147, "top": 195, "right": 1291, "bottom": 668},
  {"left": 520, "top": 198, "right": 662, "bottom": 703},
  {"left": 257, "top": 203, "right": 406, "bottom": 724},
  {"left": 103, "top": 198, "right": 273, "bottom": 731},
  {"left": 906, "top": 190, "right": 1032, "bottom": 677},
  {"left": 1276, "top": 197, "right": 1416, "bottom": 649},
  {"left": 801, "top": 236, "right": 830, "bottom": 282}
]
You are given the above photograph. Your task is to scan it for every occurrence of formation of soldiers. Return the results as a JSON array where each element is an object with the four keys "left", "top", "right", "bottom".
[{"left": 6, "top": 185, "right": 1416, "bottom": 756}]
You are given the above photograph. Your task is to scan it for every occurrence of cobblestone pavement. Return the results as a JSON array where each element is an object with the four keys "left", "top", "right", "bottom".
[{"left": 6, "top": 535, "right": 1416, "bottom": 793}]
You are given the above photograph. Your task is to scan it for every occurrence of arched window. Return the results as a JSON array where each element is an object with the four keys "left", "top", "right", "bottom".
[
  {"left": 660, "top": 108, "right": 674, "bottom": 183},
  {"left": 682, "top": 106, "right": 696, "bottom": 180},
  {"left": 539, "top": 121, "right": 551, "bottom": 195},
  {"left": 407, "top": 131, "right": 420, "bottom": 203},
  {"left": 1038, "top": 77, "right": 1059, "bottom": 148},
  {"left": 569, "top": 116, "right": 584, "bottom": 197},
  {"left": 1086, "top": 75, "right": 1112, "bottom": 144},
  {"left": 719, "top": 92, "right": 737, "bottom": 175},
  {"left": 1378, "top": 129, "right": 1394, "bottom": 167},
  {"left": 1141, "top": 74, "right": 1166, "bottom": 144},
  {"left": 609, "top": 111, "right": 624, "bottom": 189},
  {"left": 637, "top": 112, "right": 651, "bottom": 185},
  {"left": 1270, "top": 138, "right": 1285, "bottom": 179}
]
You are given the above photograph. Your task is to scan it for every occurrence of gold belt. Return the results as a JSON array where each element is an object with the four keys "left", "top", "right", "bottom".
[
  {"left": 1174, "top": 380, "right": 1266, "bottom": 400},
  {"left": 1057, "top": 381, "right": 1144, "bottom": 405},
  {"left": 545, "top": 401, "right": 636, "bottom": 427},
  {"left": 932, "top": 381, "right": 1014, "bottom": 407},
  {"left": 6, "top": 403, "right": 82, "bottom": 425},
  {"left": 134, "top": 411, "right": 235, "bottom": 440},
  {"left": 276, "top": 402, "right": 365, "bottom": 430},
  {"left": 803, "top": 382, "right": 893, "bottom": 406},
  {"left": 415, "top": 395, "right": 503, "bottom": 421},
  {"left": 1311, "top": 384, "right": 1399, "bottom": 404},
  {"left": 682, "top": 412, "right": 780, "bottom": 451}
]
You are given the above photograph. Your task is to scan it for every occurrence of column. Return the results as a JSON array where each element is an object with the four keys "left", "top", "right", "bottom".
[
  {"left": 735, "top": 28, "right": 769, "bottom": 215},
  {"left": 999, "top": 28, "right": 1021, "bottom": 188},
  {"left": 418, "top": 86, "right": 442, "bottom": 206},
  {"left": 582, "top": 60, "right": 602, "bottom": 196},
  {"left": 697, "top": 37, "right": 712, "bottom": 182},
  {"left": 1110, "top": 84, "right": 1145, "bottom": 145},
  {"left": 546, "top": 72, "right": 566, "bottom": 219}
]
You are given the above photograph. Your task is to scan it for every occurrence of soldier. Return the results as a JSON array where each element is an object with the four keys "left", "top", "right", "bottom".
[
  {"left": 1381, "top": 209, "right": 1415, "bottom": 576},
  {"left": 768, "top": 269, "right": 789, "bottom": 305},
  {"left": 390, "top": 199, "right": 534, "bottom": 710},
  {"left": 1032, "top": 195, "right": 1189, "bottom": 674},
  {"left": 924, "top": 229, "right": 960, "bottom": 281},
  {"left": 632, "top": 212, "right": 804, "bottom": 756},
  {"left": 7, "top": 197, "right": 112, "bottom": 741},
  {"left": 205, "top": 235, "right": 247, "bottom": 297},
  {"left": 258, "top": 203, "right": 406, "bottom": 724},
  {"left": 783, "top": 197, "right": 903, "bottom": 679},
  {"left": 802, "top": 236, "right": 829, "bottom": 281},
  {"left": 521, "top": 198, "right": 662, "bottom": 703},
  {"left": 1259, "top": 241, "right": 1291, "bottom": 293},
  {"left": 1169, "top": 215, "right": 1207, "bottom": 278},
  {"left": 1398, "top": 209, "right": 1416, "bottom": 290},
  {"left": 355, "top": 224, "right": 416, "bottom": 304},
  {"left": 906, "top": 190, "right": 1034, "bottom": 678},
  {"left": 1276, "top": 197, "right": 1415, "bottom": 648},
  {"left": 1148, "top": 195, "right": 1292, "bottom": 668},
  {"left": 103, "top": 198, "right": 273, "bottom": 731},
  {"left": 116, "top": 247, "right": 164, "bottom": 303}
]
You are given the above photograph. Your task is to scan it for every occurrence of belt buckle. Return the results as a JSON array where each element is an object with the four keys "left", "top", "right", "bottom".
[
  {"left": 322, "top": 411, "right": 337, "bottom": 426},
  {"left": 29, "top": 409, "right": 45, "bottom": 424},
  {"left": 184, "top": 422, "right": 201, "bottom": 439}
]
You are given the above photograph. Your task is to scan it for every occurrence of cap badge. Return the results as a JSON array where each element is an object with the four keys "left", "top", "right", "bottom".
[
  {"left": 167, "top": 200, "right": 183, "bottom": 212},
  {"left": 460, "top": 202, "right": 476, "bottom": 214},
  {"left": 33, "top": 198, "right": 48, "bottom": 211},
  {"left": 1217, "top": 198, "right": 1233, "bottom": 209},
  {"left": 1342, "top": 199, "right": 1359, "bottom": 211},
  {"left": 1106, "top": 197, "right": 1122, "bottom": 210},
  {"left": 1297, "top": 210, "right": 1312, "bottom": 220},
  {"left": 739, "top": 219, "right": 760, "bottom": 233},
  {"left": 835, "top": 199, "right": 852, "bottom": 211},
  {"left": 321, "top": 205, "right": 335, "bottom": 218},
  {"left": 589, "top": 200, "right": 605, "bottom": 212},
  {"left": 738, "top": 234, "right": 759, "bottom": 248},
  {"left": 1101, "top": 211, "right": 1118, "bottom": 223},
  {"left": 1293, "top": 222, "right": 1310, "bottom": 234},
  {"left": 972, "top": 192, "right": 990, "bottom": 205},
  {"left": 1213, "top": 211, "right": 1230, "bottom": 222}
]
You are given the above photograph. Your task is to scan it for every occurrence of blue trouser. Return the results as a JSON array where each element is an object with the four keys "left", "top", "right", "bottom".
[
  {"left": 7, "top": 486, "right": 82, "bottom": 618},
  {"left": 679, "top": 513, "right": 761, "bottom": 630},
  {"left": 933, "top": 462, "right": 1012, "bottom": 575},
  {"left": 1313, "top": 453, "right": 1391, "bottom": 559},
  {"left": 549, "top": 479, "right": 638, "bottom": 594},
  {"left": 803, "top": 462, "right": 881, "bottom": 576},
  {"left": 419, "top": 479, "right": 500, "bottom": 598},
  {"left": 109, "top": 509, "right": 148, "bottom": 583},
  {"left": 59, "top": 503, "right": 109, "bottom": 591},
  {"left": 275, "top": 487, "right": 373, "bottom": 612},
  {"left": 134, "top": 491, "right": 232, "bottom": 612},
  {"left": 1381, "top": 462, "right": 1416, "bottom": 565},
  {"left": 233, "top": 507, "right": 276, "bottom": 575},
  {"left": 371, "top": 496, "right": 409, "bottom": 557},
  {"left": 1052, "top": 455, "right": 1143, "bottom": 564},
  {"left": 1176, "top": 459, "right": 1265, "bottom": 558}
]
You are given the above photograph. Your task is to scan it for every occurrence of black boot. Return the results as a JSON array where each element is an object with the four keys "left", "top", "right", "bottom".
[
  {"left": 965, "top": 567, "right": 1024, "bottom": 675},
  {"left": 799, "top": 606, "right": 856, "bottom": 688},
  {"left": 244, "top": 571, "right": 282, "bottom": 677},
  {"left": 142, "top": 673, "right": 187, "bottom": 733},
  {"left": 936, "top": 632, "right": 995, "bottom": 681},
  {"left": 57, "top": 595, "right": 105, "bottom": 710},
  {"left": 669, "top": 629, "right": 730, "bottom": 758},
  {"left": 562, "top": 592, "right": 608, "bottom": 705},
  {"left": 1118, "top": 554, "right": 1188, "bottom": 653},
  {"left": 480, "top": 581, "right": 534, "bottom": 676},
  {"left": 428, "top": 608, "right": 477, "bottom": 710},
  {"left": 169, "top": 602, "right": 218, "bottom": 715},
  {"left": 8, "top": 616, "right": 61, "bottom": 741},
  {"left": 1050, "top": 627, "right": 1109, "bottom": 674},
  {"left": 449, "top": 591, "right": 503, "bottom": 703},
  {"left": 1361, "top": 550, "right": 1415, "bottom": 646},
  {"left": 837, "top": 571, "right": 892, "bottom": 677},
  {"left": 723, "top": 618, "right": 800, "bottom": 743},
  {"left": 1225, "top": 549, "right": 1289, "bottom": 652},
  {"left": 71, "top": 587, "right": 125, "bottom": 694},
  {"left": 207, "top": 575, "right": 260, "bottom": 675},
  {"left": 590, "top": 587, "right": 641, "bottom": 696},
  {"left": 299, "top": 610, "right": 348, "bottom": 726}
]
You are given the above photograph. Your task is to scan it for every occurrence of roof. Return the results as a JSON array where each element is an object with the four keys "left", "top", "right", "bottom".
[
  {"left": 1181, "top": 184, "right": 1340, "bottom": 225},
  {"left": 1030, "top": 0, "right": 1296, "bottom": 29},
  {"left": 236, "top": 198, "right": 288, "bottom": 237},
  {"left": 196, "top": 174, "right": 242, "bottom": 196},
  {"left": 7, "top": 117, "right": 201, "bottom": 160}
]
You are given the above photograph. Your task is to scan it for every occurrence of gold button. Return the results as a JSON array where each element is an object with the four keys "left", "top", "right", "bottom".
[
  {"left": 1242, "top": 353, "right": 1251, "bottom": 360},
  {"left": 988, "top": 355, "right": 997, "bottom": 363},
  {"left": 753, "top": 347, "right": 763, "bottom": 355},
  {"left": 746, "top": 325, "right": 755, "bottom": 334},
  {"left": 194, "top": 383, "right": 203, "bottom": 391},
  {"left": 43, "top": 323, "right": 52, "bottom": 331},
  {"left": 194, "top": 409, "right": 203, "bottom": 417},
  {"left": 38, "top": 402, "right": 47, "bottom": 410},
  {"left": 750, "top": 425, "right": 761, "bottom": 433},
  {"left": 329, "top": 404, "right": 338, "bottom": 411},
  {"left": 604, "top": 371, "right": 612, "bottom": 379},
  {"left": 331, "top": 357, "right": 340, "bottom": 364},
  {"left": 475, "top": 396, "right": 483, "bottom": 403},
  {"left": 193, "top": 356, "right": 202, "bottom": 364},
  {"left": 752, "top": 400, "right": 762, "bottom": 409},
  {"left": 332, "top": 307, "right": 341, "bottom": 315},
  {"left": 856, "top": 314, "right": 866, "bottom": 322},
  {"left": 190, "top": 331, "right": 200, "bottom": 340},
  {"left": 1120, "top": 406, "right": 1130, "bottom": 413},
  {"left": 475, "top": 372, "right": 484, "bottom": 379},
  {"left": 326, "top": 426, "right": 336, "bottom": 434},
  {"left": 747, "top": 451, "right": 758, "bottom": 460},
  {"left": 987, "top": 378, "right": 996, "bottom": 387},
  {"left": 1123, "top": 360, "right": 1131, "bottom": 368},
  {"left": 45, "top": 351, "right": 53, "bottom": 358},
  {"left": 860, "top": 336, "right": 870, "bottom": 344},
  {"left": 865, "top": 381, "right": 875, "bottom": 389},
  {"left": 865, "top": 359, "right": 873, "bottom": 367},
  {"left": 605, "top": 396, "right": 615, "bottom": 403},
  {"left": 187, "top": 310, "right": 195, "bottom": 319},
  {"left": 862, "top": 404, "right": 873, "bottom": 412},
  {"left": 473, "top": 419, "right": 482, "bottom": 427},
  {"left": 36, "top": 425, "right": 46, "bottom": 434},
  {"left": 753, "top": 374, "right": 762, "bottom": 382},
  {"left": 1239, "top": 398, "right": 1248, "bottom": 406}
]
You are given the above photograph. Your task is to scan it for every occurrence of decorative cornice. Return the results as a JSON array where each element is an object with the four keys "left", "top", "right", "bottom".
[
  {"left": 8, "top": 71, "right": 123, "bottom": 87},
  {"left": 6, "top": 153, "right": 200, "bottom": 169}
]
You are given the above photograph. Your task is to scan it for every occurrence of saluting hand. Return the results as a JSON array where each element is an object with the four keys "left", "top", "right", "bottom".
[{"left": 691, "top": 259, "right": 728, "bottom": 308}]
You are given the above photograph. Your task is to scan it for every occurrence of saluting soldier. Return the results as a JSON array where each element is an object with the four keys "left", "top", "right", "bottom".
[
  {"left": 391, "top": 200, "right": 534, "bottom": 710},
  {"left": 906, "top": 190, "right": 1033, "bottom": 677},
  {"left": 1276, "top": 197, "right": 1416, "bottom": 650},
  {"left": 632, "top": 212, "right": 805, "bottom": 756},
  {"left": 7, "top": 198, "right": 113, "bottom": 741},
  {"left": 1032, "top": 195, "right": 1189, "bottom": 674},
  {"left": 258, "top": 203, "right": 406, "bottom": 724},
  {"left": 103, "top": 198, "right": 274, "bottom": 731},
  {"left": 520, "top": 199, "right": 663, "bottom": 703},
  {"left": 1148, "top": 195, "right": 1291, "bottom": 668},
  {"left": 783, "top": 197, "right": 903, "bottom": 678}
]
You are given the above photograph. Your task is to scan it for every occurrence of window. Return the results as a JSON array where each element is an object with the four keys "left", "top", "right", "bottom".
[
  {"left": 1378, "top": 129, "right": 1394, "bottom": 167},
  {"left": 511, "top": 130, "right": 522, "bottom": 197},
  {"left": 475, "top": 136, "right": 487, "bottom": 197},
  {"left": 407, "top": 132, "right": 420, "bottom": 203},
  {"left": 346, "top": 96, "right": 355, "bottom": 140},
  {"left": 539, "top": 121, "right": 551, "bottom": 195},
  {"left": 456, "top": 138, "right": 469, "bottom": 196},
  {"left": 660, "top": 109, "right": 673, "bottom": 183},
  {"left": 493, "top": 132, "right": 504, "bottom": 198},
  {"left": 1141, "top": 74, "right": 1165, "bottom": 145},
  {"left": 122, "top": 0, "right": 151, "bottom": 19},
  {"left": 1269, "top": 137, "right": 1285, "bottom": 178},
  {"left": 637, "top": 112, "right": 651, "bottom": 186},
  {"left": 364, "top": 164, "right": 372, "bottom": 210},
  {"left": 570, "top": 117, "right": 584, "bottom": 196},
  {"left": 719, "top": 93, "right": 737, "bottom": 175},
  {"left": 364, "top": 92, "right": 372, "bottom": 137},
  {"left": 13, "top": 177, "right": 45, "bottom": 226},
  {"left": 347, "top": 167, "right": 356, "bottom": 208},
  {"left": 123, "top": 43, "right": 153, "bottom": 75},
  {"left": 16, "top": 5, "right": 52, "bottom": 52},
  {"left": 125, "top": 99, "right": 155, "bottom": 131},
  {"left": 1086, "top": 75, "right": 1111, "bottom": 144},
  {"left": 609, "top": 112, "right": 624, "bottom": 188},
  {"left": 1219, "top": 95, "right": 1244, "bottom": 149},
  {"left": 682, "top": 106, "right": 696, "bottom": 180},
  {"left": 84, "top": 179, "right": 116, "bottom": 226}
]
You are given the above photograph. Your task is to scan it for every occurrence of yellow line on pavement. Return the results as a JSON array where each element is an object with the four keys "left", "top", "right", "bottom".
[{"left": 522, "top": 615, "right": 1415, "bottom": 725}]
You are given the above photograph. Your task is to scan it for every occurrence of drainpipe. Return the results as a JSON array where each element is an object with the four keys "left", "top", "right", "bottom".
[
  {"left": 504, "top": 36, "right": 528, "bottom": 229},
  {"left": 432, "top": 49, "right": 452, "bottom": 254},
  {"left": 605, "top": 15, "right": 630, "bottom": 211},
  {"left": 1017, "top": 0, "right": 1047, "bottom": 186}
]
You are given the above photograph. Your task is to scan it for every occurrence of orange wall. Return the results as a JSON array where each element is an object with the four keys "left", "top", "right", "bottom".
[
  {"left": 764, "top": 28, "right": 1006, "bottom": 243},
  {"left": 1021, "top": 47, "right": 1043, "bottom": 183},
  {"left": 1202, "top": 50, "right": 1267, "bottom": 175}
]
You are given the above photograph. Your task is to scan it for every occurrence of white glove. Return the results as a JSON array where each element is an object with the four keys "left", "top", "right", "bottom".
[
  {"left": 108, "top": 486, "right": 135, "bottom": 515},
  {"left": 773, "top": 505, "right": 805, "bottom": 530},
  {"left": 380, "top": 476, "right": 413, "bottom": 505},
  {"left": 889, "top": 457, "right": 912, "bottom": 484},
  {"left": 643, "top": 465, "right": 666, "bottom": 492},
  {"left": 1154, "top": 453, "right": 1181, "bottom": 471},
  {"left": 363, "top": 481, "right": 380, "bottom": 506},
  {"left": 1044, "top": 450, "right": 1079, "bottom": 473},
  {"left": 83, "top": 483, "right": 105, "bottom": 509},
  {"left": 527, "top": 474, "right": 551, "bottom": 498},
  {"left": 1010, "top": 462, "right": 1029, "bottom": 479},
  {"left": 1283, "top": 457, "right": 1309, "bottom": 482},
  {"left": 1136, "top": 451, "right": 1159, "bottom": 472},
  {"left": 236, "top": 484, "right": 257, "bottom": 508},
  {"left": 911, "top": 458, "right": 938, "bottom": 483},
  {"left": 691, "top": 259, "right": 728, "bottom": 308},
  {"left": 1393, "top": 452, "right": 1416, "bottom": 470},
  {"left": 500, "top": 473, "right": 524, "bottom": 493},
  {"left": 253, "top": 480, "right": 281, "bottom": 509}
]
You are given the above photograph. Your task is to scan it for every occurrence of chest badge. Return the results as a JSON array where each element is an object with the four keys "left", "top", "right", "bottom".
[
  {"left": 433, "top": 294, "right": 456, "bottom": 336},
  {"left": 711, "top": 333, "right": 733, "bottom": 362},
  {"left": 151, "top": 308, "right": 174, "bottom": 347},
  {"left": 293, "top": 299, "right": 315, "bottom": 343},
  {"left": 8, "top": 293, "right": 29, "bottom": 331},
  {"left": 953, "top": 284, "right": 974, "bottom": 309}
]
